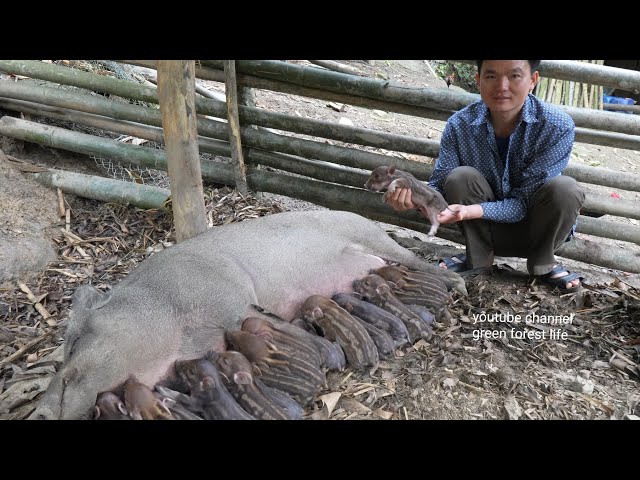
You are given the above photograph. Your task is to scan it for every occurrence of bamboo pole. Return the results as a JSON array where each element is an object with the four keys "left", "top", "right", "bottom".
[
  {"left": 2, "top": 79, "right": 639, "bottom": 158},
  {"left": 0, "top": 79, "right": 428, "bottom": 178},
  {"left": 4, "top": 101, "right": 640, "bottom": 222},
  {"left": 223, "top": 60, "right": 249, "bottom": 195},
  {"left": 2, "top": 82, "right": 640, "bottom": 192},
  {"left": 597, "top": 60, "right": 604, "bottom": 110},
  {"left": 0, "top": 97, "right": 234, "bottom": 157},
  {"left": 123, "top": 60, "right": 455, "bottom": 122},
  {"left": 573, "top": 83, "right": 581, "bottom": 107},
  {"left": 602, "top": 103, "right": 640, "bottom": 114},
  {"left": 588, "top": 62, "right": 597, "bottom": 110},
  {"left": 574, "top": 127, "right": 640, "bottom": 150},
  {"left": 5, "top": 116, "right": 640, "bottom": 249},
  {"left": 0, "top": 60, "right": 158, "bottom": 103},
  {"left": 189, "top": 61, "right": 640, "bottom": 137},
  {"left": 28, "top": 165, "right": 640, "bottom": 274},
  {"left": 156, "top": 60, "right": 207, "bottom": 242},
  {"left": 3, "top": 60, "right": 640, "bottom": 139},
  {"left": 537, "top": 77, "right": 548, "bottom": 101},
  {"left": 568, "top": 80, "right": 575, "bottom": 107},
  {"left": 308, "top": 60, "right": 362, "bottom": 76},
  {"left": 0, "top": 97, "right": 370, "bottom": 188},
  {"left": 0, "top": 78, "right": 442, "bottom": 158},
  {"left": 561, "top": 105, "right": 640, "bottom": 137},
  {"left": 32, "top": 169, "right": 170, "bottom": 208},
  {"left": 3, "top": 89, "right": 640, "bottom": 196},
  {"left": 200, "top": 60, "right": 475, "bottom": 112}
]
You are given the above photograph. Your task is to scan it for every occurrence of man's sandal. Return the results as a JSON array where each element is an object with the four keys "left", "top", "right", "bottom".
[
  {"left": 439, "top": 253, "right": 469, "bottom": 273},
  {"left": 538, "top": 265, "right": 583, "bottom": 292}
]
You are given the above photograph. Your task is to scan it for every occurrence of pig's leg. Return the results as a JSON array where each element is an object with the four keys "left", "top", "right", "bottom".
[
  {"left": 425, "top": 209, "right": 440, "bottom": 236},
  {"left": 381, "top": 180, "right": 399, "bottom": 203}
]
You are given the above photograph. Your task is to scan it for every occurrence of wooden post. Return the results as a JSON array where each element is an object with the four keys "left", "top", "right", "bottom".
[
  {"left": 156, "top": 60, "right": 207, "bottom": 243},
  {"left": 223, "top": 60, "right": 249, "bottom": 195}
]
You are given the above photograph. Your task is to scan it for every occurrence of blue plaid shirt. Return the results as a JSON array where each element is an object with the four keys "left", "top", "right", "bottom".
[{"left": 429, "top": 94, "right": 575, "bottom": 223}]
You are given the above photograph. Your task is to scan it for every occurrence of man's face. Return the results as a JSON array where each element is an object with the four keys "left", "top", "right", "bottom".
[{"left": 476, "top": 60, "right": 539, "bottom": 115}]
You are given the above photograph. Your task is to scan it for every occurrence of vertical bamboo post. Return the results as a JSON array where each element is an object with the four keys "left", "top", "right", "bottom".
[
  {"left": 223, "top": 60, "right": 249, "bottom": 195},
  {"left": 156, "top": 60, "right": 207, "bottom": 243},
  {"left": 568, "top": 80, "right": 575, "bottom": 106},
  {"left": 536, "top": 77, "right": 548, "bottom": 100},
  {"left": 597, "top": 60, "right": 604, "bottom": 110}
]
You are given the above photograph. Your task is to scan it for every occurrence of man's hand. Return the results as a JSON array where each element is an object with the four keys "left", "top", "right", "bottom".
[
  {"left": 384, "top": 188, "right": 416, "bottom": 211},
  {"left": 436, "top": 204, "right": 484, "bottom": 224}
]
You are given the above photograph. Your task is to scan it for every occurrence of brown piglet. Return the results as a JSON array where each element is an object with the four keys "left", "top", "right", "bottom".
[{"left": 365, "top": 165, "right": 448, "bottom": 236}]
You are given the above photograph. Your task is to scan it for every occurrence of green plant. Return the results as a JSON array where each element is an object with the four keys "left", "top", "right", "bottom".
[{"left": 435, "top": 61, "right": 479, "bottom": 93}]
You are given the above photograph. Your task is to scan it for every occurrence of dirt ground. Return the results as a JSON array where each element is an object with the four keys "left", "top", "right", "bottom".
[{"left": 0, "top": 60, "right": 639, "bottom": 421}]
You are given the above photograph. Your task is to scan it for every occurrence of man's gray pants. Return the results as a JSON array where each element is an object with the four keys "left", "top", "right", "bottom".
[{"left": 442, "top": 166, "right": 585, "bottom": 276}]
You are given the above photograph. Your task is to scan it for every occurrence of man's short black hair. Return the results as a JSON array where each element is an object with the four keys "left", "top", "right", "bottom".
[{"left": 476, "top": 60, "right": 541, "bottom": 74}]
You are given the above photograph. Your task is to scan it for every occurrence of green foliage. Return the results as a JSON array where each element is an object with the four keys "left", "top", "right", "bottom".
[{"left": 435, "top": 61, "right": 479, "bottom": 93}]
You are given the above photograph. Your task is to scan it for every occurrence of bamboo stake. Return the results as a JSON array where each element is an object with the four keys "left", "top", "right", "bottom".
[
  {"left": 156, "top": 60, "right": 207, "bottom": 243},
  {"left": 536, "top": 77, "right": 548, "bottom": 100},
  {"left": 223, "top": 60, "right": 249, "bottom": 195},
  {"left": 589, "top": 61, "right": 598, "bottom": 109},
  {"left": 573, "top": 83, "right": 580, "bottom": 107},
  {"left": 554, "top": 79, "right": 564, "bottom": 104},
  {"left": 17, "top": 283, "right": 54, "bottom": 325},
  {"left": 580, "top": 60, "right": 591, "bottom": 108},
  {"left": 545, "top": 78, "right": 555, "bottom": 103},
  {"left": 56, "top": 188, "right": 65, "bottom": 217},
  {"left": 0, "top": 330, "right": 57, "bottom": 368}
]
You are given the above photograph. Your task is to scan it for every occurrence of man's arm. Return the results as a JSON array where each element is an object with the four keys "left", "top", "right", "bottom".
[
  {"left": 480, "top": 125, "right": 575, "bottom": 223},
  {"left": 386, "top": 123, "right": 460, "bottom": 211},
  {"left": 427, "top": 123, "right": 460, "bottom": 194}
]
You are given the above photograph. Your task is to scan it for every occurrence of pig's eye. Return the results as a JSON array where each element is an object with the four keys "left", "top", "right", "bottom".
[{"left": 67, "top": 336, "right": 80, "bottom": 359}]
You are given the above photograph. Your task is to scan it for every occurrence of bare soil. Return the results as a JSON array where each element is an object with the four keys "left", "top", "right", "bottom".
[{"left": 0, "top": 60, "right": 639, "bottom": 421}]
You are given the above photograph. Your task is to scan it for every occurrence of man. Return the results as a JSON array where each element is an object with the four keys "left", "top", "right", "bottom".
[{"left": 386, "top": 60, "right": 585, "bottom": 292}]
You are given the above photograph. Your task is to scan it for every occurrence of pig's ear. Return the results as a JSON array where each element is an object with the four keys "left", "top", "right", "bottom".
[
  {"left": 376, "top": 283, "right": 391, "bottom": 295},
  {"left": 233, "top": 372, "right": 253, "bottom": 385},
  {"left": 157, "top": 400, "right": 172, "bottom": 416},
  {"left": 386, "top": 280, "right": 402, "bottom": 289},
  {"left": 388, "top": 165, "right": 396, "bottom": 175},
  {"left": 117, "top": 401, "right": 129, "bottom": 416},
  {"left": 129, "top": 410, "right": 143, "bottom": 421},
  {"left": 94, "top": 406, "right": 102, "bottom": 420},
  {"left": 204, "top": 350, "right": 219, "bottom": 363},
  {"left": 311, "top": 306, "right": 324, "bottom": 320},
  {"left": 201, "top": 375, "right": 219, "bottom": 390}
]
